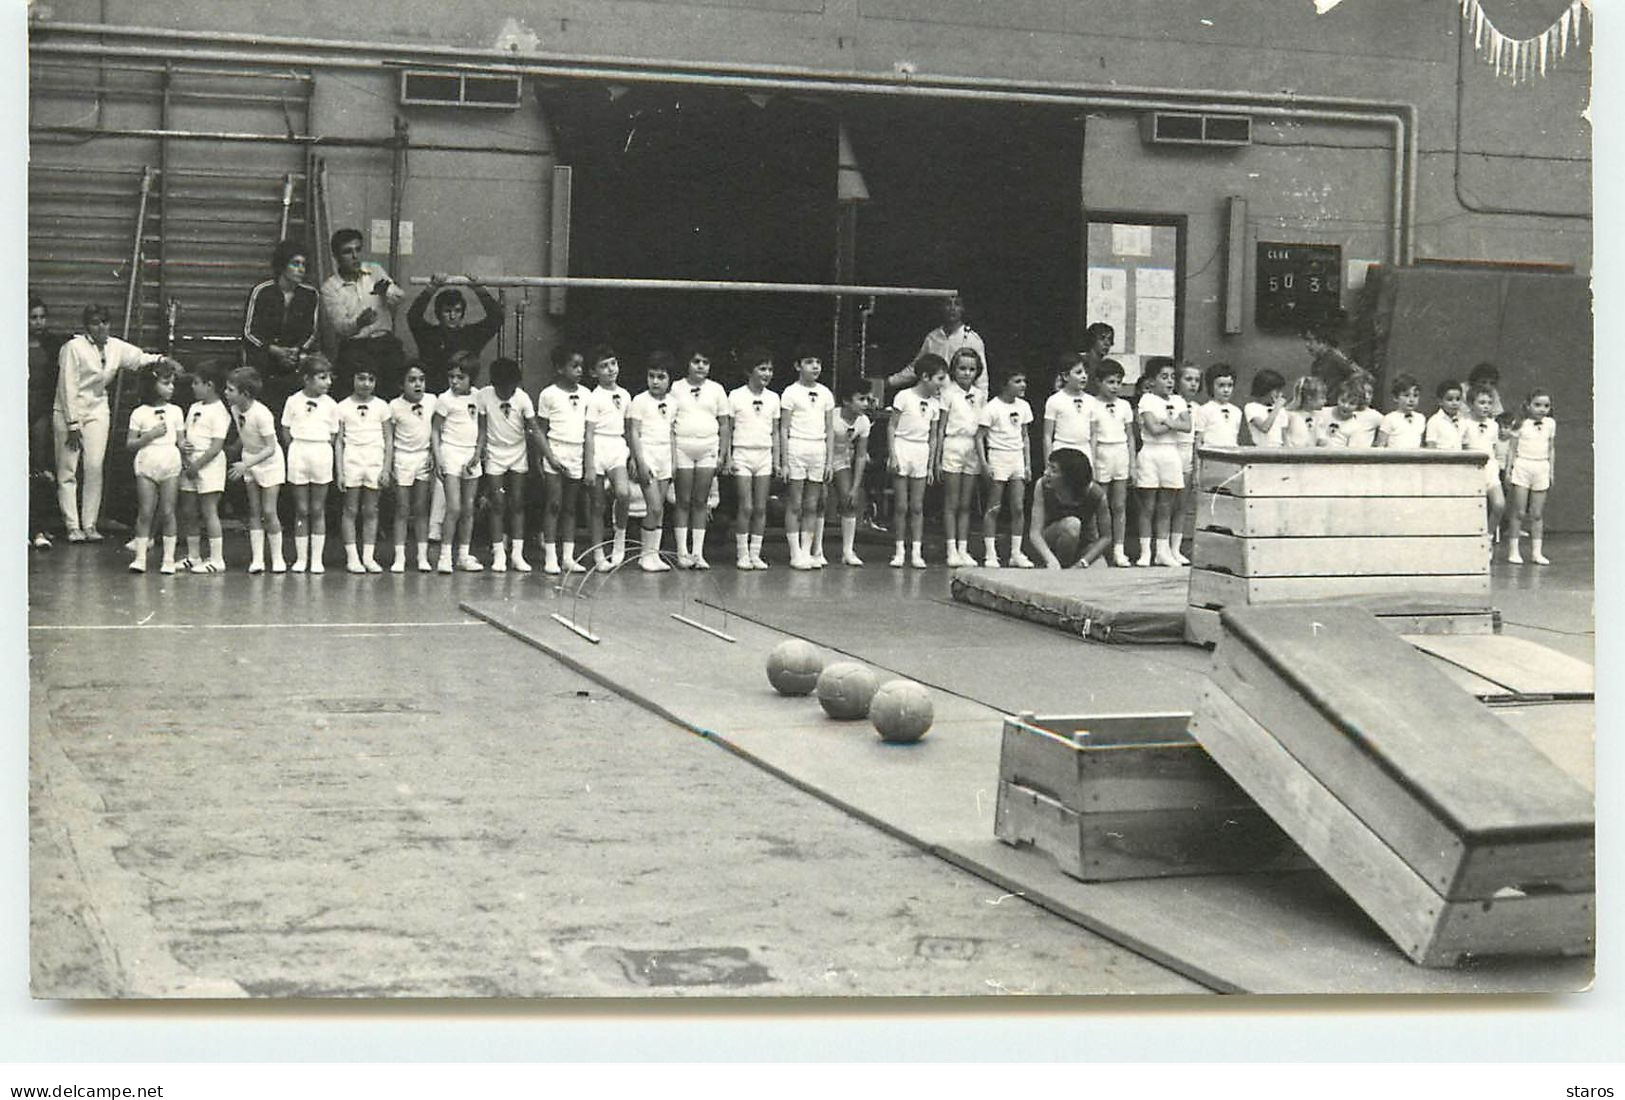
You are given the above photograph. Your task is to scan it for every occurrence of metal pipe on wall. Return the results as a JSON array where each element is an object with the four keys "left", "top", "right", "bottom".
[
  {"left": 31, "top": 28, "right": 1418, "bottom": 263},
  {"left": 408, "top": 275, "right": 958, "bottom": 298}
]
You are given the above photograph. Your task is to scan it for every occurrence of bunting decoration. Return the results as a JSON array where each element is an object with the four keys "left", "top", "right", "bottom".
[{"left": 1461, "top": 0, "right": 1589, "bottom": 83}]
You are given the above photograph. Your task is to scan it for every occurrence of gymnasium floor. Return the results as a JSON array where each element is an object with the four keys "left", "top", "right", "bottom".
[{"left": 26, "top": 533, "right": 1593, "bottom": 998}]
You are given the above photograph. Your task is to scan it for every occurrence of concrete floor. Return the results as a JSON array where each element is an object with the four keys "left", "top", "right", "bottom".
[{"left": 28, "top": 545, "right": 1205, "bottom": 999}]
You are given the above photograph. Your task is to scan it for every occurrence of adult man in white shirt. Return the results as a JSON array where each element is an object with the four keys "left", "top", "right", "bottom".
[
  {"left": 319, "top": 227, "right": 407, "bottom": 399},
  {"left": 888, "top": 294, "right": 989, "bottom": 401}
]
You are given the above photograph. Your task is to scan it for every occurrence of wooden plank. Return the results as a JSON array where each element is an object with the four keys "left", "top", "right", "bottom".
[
  {"left": 995, "top": 781, "right": 1085, "bottom": 877},
  {"left": 1381, "top": 611, "right": 1498, "bottom": 636},
  {"left": 1036, "top": 712, "right": 1196, "bottom": 743},
  {"left": 1192, "top": 533, "right": 1488, "bottom": 578},
  {"left": 1188, "top": 568, "right": 1492, "bottom": 609},
  {"left": 1404, "top": 635, "right": 1595, "bottom": 699},
  {"left": 1076, "top": 742, "right": 1263, "bottom": 814},
  {"left": 1195, "top": 492, "right": 1488, "bottom": 538},
  {"left": 1213, "top": 605, "right": 1595, "bottom": 898},
  {"left": 1496, "top": 703, "right": 1595, "bottom": 791},
  {"left": 1192, "top": 684, "right": 1594, "bottom": 967},
  {"left": 1186, "top": 605, "right": 1223, "bottom": 647},
  {"left": 1076, "top": 806, "right": 1308, "bottom": 881},
  {"left": 1419, "top": 653, "right": 1513, "bottom": 700},
  {"left": 998, "top": 718, "right": 1085, "bottom": 810},
  {"left": 1199, "top": 454, "right": 1485, "bottom": 498}
]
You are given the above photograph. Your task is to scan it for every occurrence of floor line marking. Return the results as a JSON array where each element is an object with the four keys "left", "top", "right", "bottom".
[{"left": 29, "top": 620, "right": 483, "bottom": 632}]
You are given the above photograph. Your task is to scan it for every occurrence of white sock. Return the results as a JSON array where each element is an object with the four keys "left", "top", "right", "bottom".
[
  {"left": 293, "top": 534, "right": 309, "bottom": 566},
  {"left": 310, "top": 534, "right": 326, "bottom": 563},
  {"left": 651, "top": 528, "right": 666, "bottom": 556},
  {"left": 393, "top": 542, "right": 406, "bottom": 563},
  {"left": 786, "top": 528, "right": 800, "bottom": 557},
  {"left": 749, "top": 533, "right": 765, "bottom": 558},
  {"left": 1139, "top": 537, "right": 1152, "bottom": 557},
  {"left": 187, "top": 535, "right": 202, "bottom": 561},
  {"left": 362, "top": 542, "right": 377, "bottom": 564},
  {"left": 841, "top": 517, "right": 856, "bottom": 555},
  {"left": 544, "top": 542, "right": 559, "bottom": 568},
  {"left": 911, "top": 540, "right": 923, "bottom": 557},
  {"left": 693, "top": 526, "right": 707, "bottom": 557},
  {"left": 612, "top": 527, "right": 626, "bottom": 559},
  {"left": 894, "top": 539, "right": 906, "bottom": 557},
  {"left": 416, "top": 540, "right": 429, "bottom": 563},
  {"left": 562, "top": 540, "right": 576, "bottom": 566},
  {"left": 492, "top": 542, "right": 507, "bottom": 563},
  {"left": 248, "top": 529, "right": 265, "bottom": 567},
  {"left": 346, "top": 543, "right": 362, "bottom": 566},
  {"left": 161, "top": 535, "right": 178, "bottom": 565},
  {"left": 1171, "top": 532, "right": 1184, "bottom": 554},
  {"left": 460, "top": 543, "right": 474, "bottom": 560},
  {"left": 803, "top": 527, "right": 819, "bottom": 557},
  {"left": 985, "top": 537, "right": 998, "bottom": 561},
  {"left": 737, "top": 533, "right": 751, "bottom": 558},
  {"left": 132, "top": 536, "right": 150, "bottom": 559},
  {"left": 675, "top": 527, "right": 689, "bottom": 556},
  {"left": 269, "top": 536, "right": 286, "bottom": 567}
]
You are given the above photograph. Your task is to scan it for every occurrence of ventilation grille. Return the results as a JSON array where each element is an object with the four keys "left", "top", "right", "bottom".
[
  {"left": 1141, "top": 111, "right": 1252, "bottom": 148},
  {"left": 400, "top": 70, "right": 523, "bottom": 110}
]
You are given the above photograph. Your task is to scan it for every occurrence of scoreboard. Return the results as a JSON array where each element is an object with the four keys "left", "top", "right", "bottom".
[{"left": 1255, "top": 242, "right": 1342, "bottom": 330}]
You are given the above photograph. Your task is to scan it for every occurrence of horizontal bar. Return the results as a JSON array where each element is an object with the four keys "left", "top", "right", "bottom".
[
  {"left": 549, "top": 612, "right": 601, "bottom": 645},
  {"left": 409, "top": 275, "right": 957, "bottom": 299},
  {"left": 669, "top": 613, "right": 737, "bottom": 644}
]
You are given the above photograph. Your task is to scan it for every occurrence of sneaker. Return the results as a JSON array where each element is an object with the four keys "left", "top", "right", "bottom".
[
  {"left": 811, "top": 553, "right": 827, "bottom": 569},
  {"left": 417, "top": 558, "right": 433, "bottom": 574},
  {"left": 159, "top": 561, "right": 176, "bottom": 575},
  {"left": 1153, "top": 549, "right": 1179, "bottom": 568},
  {"left": 390, "top": 559, "right": 406, "bottom": 574},
  {"left": 347, "top": 561, "right": 367, "bottom": 574},
  {"left": 271, "top": 560, "right": 288, "bottom": 574},
  {"left": 248, "top": 561, "right": 265, "bottom": 575},
  {"left": 491, "top": 557, "right": 508, "bottom": 573},
  {"left": 66, "top": 528, "right": 87, "bottom": 544},
  {"left": 675, "top": 553, "right": 694, "bottom": 570},
  {"left": 1169, "top": 548, "right": 1189, "bottom": 566},
  {"left": 910, "top": 553, "right": 928, "bottom": 569},
  {"left": 691, "top": 554, "right": 711, "bottom": 571},
  {"left": 544, "top": 560, "right": 562, "bottom": 576},
  {"left": 308, "top": 560, "right": 326, "bottom": 575},
  {"left": 1110, "top": 549, "right": 1131, "bottom": 568},
  {"left": 842, "top": 551, "right": 864, "bottom": 567},
  {"left": 563, "top": 557, "right": 588, "bottom": 574},
  {"left": 608, "top": 551, "right": 626, "bottom": 569},
  {"left": 364, "top": 559, "right": 383, "bottom": 574},
  {"left": 82, "top": 528, "right": 104, "bottom": 543},
  {"left": 438, "top": 556, "right": 454, "bottom": 575},
  {"left": 790, "top": 555, "right": 813, "bottom": 571},
  {"left": 511, "top": 553, "right": 533, "bottom": 573},
  {"left": 749, "top": 553, "right": 770, "bottom": 570},
  {"left": 889, "top": 550, "right": 905, "bottom": 568},
  {"left": 1135, "top": 550, "right": 1152, "bottom": 567},
  {"left": 984, "top": 555, "right": 1003, "bottom": 569},
  {"left": 128, "top": 557, "right": 146, "bottom": 573},
  {"left": 189, "top": 559, "right": 219, "bottom": 575},
  {"left": 1009, "top": 552, "right": 1035, "bottom": 569},
  {"left": 737, "top": 553, "right": 755, "bottom": 570},
  {"left": 459, "top": 555, "right": 485, "bottom": 572},
  {"left": 31, "top": 532, "right": 52, "bottom": 550},
  {"left": 1532, "top": 551, "right": 1551, "bottom": 565},
  {"left": 1506, "top": 548, "right": 1524, "bottom": 565},
  {"left": 640, "top": 554, "right": 672, "bottom": 573}
]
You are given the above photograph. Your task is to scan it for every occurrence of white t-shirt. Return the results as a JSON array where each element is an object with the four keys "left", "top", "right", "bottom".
[
  {"left": 336, "top": 395, "right": 390, "bottom": 449},
  {"left": 1044, "top": 389, "right": 1099, "bottom": 451},
  {"left": 233, "top": 401, "right": 279, "bottom": 463},
  {"left": 537, "top": 383, "right": 590, "bottom": 445},
  {"left": 1194, "top": 400, "right": 1243, "bottom": 448},
  {"left": 1513, "top": 417, "right": 1555, "bottom": 461},
  {"left": 728, "top": 385, "right": 781, "bottom": 449},
  {"left": 131, "top": 403, "right": 182, "bottom": 453},
  {"left": 1244, "top": 401, "right": 1287, "bottom": 447},
  {"left": 1425, "top": 410, "right": 1464, "bottom": 451},
  {"left": 435, "top": 387, "right": 483, "bottom": 449},
  {"left": 1460, "top": 415, "right": 1500, "bottom": 458},
  {"left": 1317, "top": 407, "right": 1382, "bottom": 448},
  {"left": 480, "top": 387, "right": 535, "bottom": 452},
  {"left": 1137, "top": 392, "right": 1188, "bottom": 447},
  {"left": 780, "top": 380, "right": 834, "bottom": 443},
  {"left": 185, "top": 399, "right": 232, "bottom": 459},
  {"left": 1379, "top": 409, "right": 1426, "bottom": 449},
  {"left": 834, "top": 410, "right": 871, "bottom": 465},
  {"left": 671, "top": 377, "right": 730, "bottom": 440},
  {"left": 585, "top": 384, "right": 632, "bottom": 444},
  {"left": 1091, "top": 396, "right": 1133, "bottom": 446},
  {"left": 980, "top": 396, "right": 1034, "bottom": 453},
  {"left": 281, "top": 391, "right": 340, "bottom": 443},
  {"left": 891, "top": 387, "right": 942, "bottom": 444},
  {"left": 941, "top": 385, "right": 985, "bottom": 438},
  {"left": 629, "top": 390, "right": 676, "bottom": 450},
  {"left": 389, "top": 393, "right": 438, "bottom": 452}
]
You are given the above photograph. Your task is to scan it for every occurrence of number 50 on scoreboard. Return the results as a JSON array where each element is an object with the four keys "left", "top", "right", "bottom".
[{"left": 1255, "top": 242, "right": 1342, "bottom": 330}]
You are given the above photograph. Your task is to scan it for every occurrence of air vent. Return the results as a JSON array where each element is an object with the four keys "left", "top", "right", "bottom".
[
  {"left": 1141, "top": 111, "right": 1252, "bottom": 148},
  {"left": 400, "top": 69, "right": 523, "bottom": 110}
]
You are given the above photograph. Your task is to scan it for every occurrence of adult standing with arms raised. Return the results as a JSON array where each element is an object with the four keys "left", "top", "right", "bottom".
[
  {"left": 320, "top": 228, "right": 406, "bottom": 399},
  {"left": 52, "top": 304, "right": 178, "bottom": 542},
  {"left": 888, "top": 294, "right": 989, "bottom": 401},
  {"left": 28, "top": 295, "right": 66, "bottom": 548},
  {"left": 242, "top": 238, "right": 320, "bottom": 415},
  {"left": 406, "top": 274, "right": 505, "bottom": 395}
]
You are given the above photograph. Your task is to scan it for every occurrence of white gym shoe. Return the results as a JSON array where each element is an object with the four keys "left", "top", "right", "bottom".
[
  {"left": 889, "top": 549, "right": 905, "bottom": 568},
  {"left": 691, "top": 554, "right": 711, "bottom": 570},
  {"left": 390, "top": 559, "right": 406, "bottom": 574},
  {"left": 511, "top": 552, "right": 533, "bottom": 573},
  {"left": 1506, "top": 547, "right": 1524, "bottom": 565},
  {"left": 438, "top": 553, "right": 454, "bottom": 575},
  {"left": 459, "top": 554, "right": 484, "bottom": 572},
  {"left": 347, "top": 560, "right": 367, "bottom": 574},
  {"left": 749, "top": 553, "right": 770, "bottom": 570},
  {"left": 811, "top": 553, "right": 827, "bottom": 569},
  {"left": 563, "top": 557, "right": 588, "bottom": 574},
  {"left": 910, "top": 552, "right": 927, "bottom": 569},
  {"left": 842, "top": 551, "right": 864, "bottom": 567},
  {"left": 640, "top": 553, "right": 672, "bottom": 573},
  {"left": 1110, "top": 548, "right": 1131, "bottom": 568},
  {"left": 1009, "top": 552, "right": 1035, "bottom": 569},
  {"left": 737, "top": 553, "right": 755, "bottom": 570},
  {"left": 491, "top": 555, "right": 508, "bottom": 573}
]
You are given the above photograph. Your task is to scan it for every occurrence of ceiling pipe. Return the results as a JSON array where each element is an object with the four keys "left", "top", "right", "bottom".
[{"left": 30, "top": 22, "right": 1417, "bottom": 262}]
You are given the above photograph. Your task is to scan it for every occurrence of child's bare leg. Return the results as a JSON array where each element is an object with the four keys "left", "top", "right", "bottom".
[
  {"left": 942, "top": 472, "right": 963, "bottom": 556},
  {"left": 133, "top": 477, "right": 156, "bottom": 541},
  {"left": 486, "top": 474, "right": 508, "bottom": 548},
  {"left": 1504, "top": 485, "right": 1527, "bottom": 561},
  {"left": 1006, "top": 478, "right": 1029, "bottom": 564},
  {"left": 1485, "top": 483, "right": 1505, "bottom": 547},
  {"left": 290, "top": 484, "right": 312, "bottom": 569},
  {"left": 784, "top": 478, "right": 806, "bottom": 564},
  {"left": 342, "top": 487, "right": 362, "bottom": 568},
  {"left": 360, "top": 489, "right": 380, "bottom": 568},
  {"left": 437, "top": 473, "right": 462, "bottom": 572},
  {"left": 393, "top": 483, "right": 412, "bottom": 551},
  {"left": 734, "top": 473, "right": 755, "bottom": 566},
  {"left": 1153, "top": 490, "right": 1177, "bottom": 565},
  {"left": 559, "top": 475, "right": 584, "bottom": 570},
  {"left": 456, "top": 478, "right": 479, "bottom": 559},
  {"left": 980, "top": 477, "right": 1003, "bottom": 565},
  {"left": 587, "top": 473, "right": 608, "bottom": 565},
  {"left": 834, "top": 469, "right": 861, "bottom": 563},
  {"left": 1527, "top": 488, "right": 1549, "bottom": 562},
  {"left": 1134, "top": 487, "right": 1156, "bottom": 564},
  {"left": 803, "top": 479, "right": 826, "bottom": 562},
  {"left": 541, "top": 471, "right": 563, "bottom": 570},
  {"left": 688, "top": 467, "right": 715, "bottom": 567},
  {"left": 1108, "top": 480, "right": 1128, "bottom": 552}
]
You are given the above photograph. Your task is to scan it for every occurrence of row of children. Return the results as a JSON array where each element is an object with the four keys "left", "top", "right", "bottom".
[{"left": 122, "top": 338, "right": 1557, "bottom": 576}]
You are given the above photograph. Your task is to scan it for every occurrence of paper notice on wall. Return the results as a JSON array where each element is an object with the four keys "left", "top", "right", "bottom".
[
  {"left": 1111, "top": 223, "right": 1154, "bottom": 257},
  {"left": 369, "top": 219, "right": 414, "bottom": 255},
  {"left": 1346, "top": 259, "right": 1377, "bottom": 293},
  {"left": 1086, "top": 267, "right": 1128, "bottom": 351},
  {"left": 1136, "top": 296, "right": 1176, "bottom": 357},
  {"left": 1136, "top": 267, "right": 1175, "bottom": 300},
  {"left": 1114, "top": 353, "right": 1143, "bottom": 384}
]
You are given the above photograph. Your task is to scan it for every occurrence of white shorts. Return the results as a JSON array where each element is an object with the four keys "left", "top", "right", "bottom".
[
  {"left": 986, "top": 448, "right": 1027, "bottom": 484},
  {"left": 341, "top": 445, "right": 386, "bottom": 490},
  {"left": 1094, "top": 441, "right": 1130, "bottom": 483},
  {"left": 134, "top": 444, "right": 182, "bottom": 483},
  {"left": 1508, "top": 457, "right": 1550, "bottom": 492},
  {"left": 893, "top": 437, "right": 930, "bottom": 479},
  {"left": 246, "top": 448, "right": 287, "bottom": 489},
  {"left": 440, "top": 441, "right": 483, "bottom": 480},
  {"left": 592, "top": 436, "right": 629, "bottom": 477},
  {"left": 640, "top": 443, "right": 673, "bottom": 482},
  {"left": 675, "top": 435, "right": 720, "bottom": 471},
  {"left": 1177, "top": 442, "right": 1196, "bottom": 480},
  {"left": 1135, "top": 445, "right": 1184, "bottom": 490},
  {"left": 393, "top": 448, "right": 433, "bottom": 487},
  {"left": 1475, "top": 455, "right": 1501, "bottom": 490},
  {"left": 180, "top": 453, "right": 227, "bottom": 494},
  {"left": 485, "top": 444, "right": 529, "bottom": 476},
  {"left": 287, "top": 439, "right": 334, "bottom": 486},
  {"left": 732, "top": 444, "right": 773, "bottom": 478},
  {"left": 544, "top": 440, "right": 584, "bottom": 480},
  {"left": 785, "top": 437, "right": 828, "bottom": 482},
  {"left": 941, "top": 434, "right": 981, "bottom": 475}
]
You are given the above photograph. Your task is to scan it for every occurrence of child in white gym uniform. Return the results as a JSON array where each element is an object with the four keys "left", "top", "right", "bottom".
[
  {"left": 1193, "top": 363, "right": 1243, "bottom": 450},
  {"left": 1376, "top": 374, "right": 1426, "bottom": 449},
  {"left": 479, "top": 356, "right": 538, "bottom": 573},
  {"left": 1089, "top": 359, "right": 1135, "bottom": 566},
  {"left": 280, "top": 355, "right": 340, "bottom": 573},
  {"left": 585, "top": 345, "right": 635, "bottom": 572},
  {"left": 1244, "top": 369, "right": 1288, "bottom": 448},
  {"left": 939, "top": 347, "right": 986, "bottom": 567},
  {"left": 388, "top": 363, "right": 438, "bottom": 573},
  {"left": 432, "top": 358, "right": 486, "bottom": 573},
  {"left": 628, "top": 351, "right": 677, "bottom": 572},
  {"left": 1135, "top": 357, "right": 1190, "bottom": 567},
  {"left": 1314, "top": 379, "right": 1382, "bottom": 448},
  {"left": 729, "top": 348, "right": 780, "bottom": 570},
  {"left": 126, "top": 362, "right": 183, "bottom": 574},
  {"left": 1504, "top": 388, "right": 1556, "bottom": 565},
  {"left": 335, "top": 366, "right": 393, "bottom": 573},
  {"left": 1460, "top": 382, "right": 1506, "bottom": 542},
  {"left": 537, "top": 346, "right": 590, "bottom": 575},
  {"left": 224, "top": 366, "right": 287, "bottom": 574},
  {"left": 830, "top": 383, "right": 872, "bottom": 567},
  {"left": 177, "top": 360, "right": 232, "bottom": 573},
  {"left": 1170, "top": 361, "right": 1204, "bottom": 562},
  {"left": 780, "top": 344, "right": 835, "bottom": 570},
  {"left": 977, "top": 367, "right": 1036, "bottom": 568},
  {"left": 888, "top": 353, "right": 947, "bottom": 568},
  {"left": 1425, "top": 380, "right": 1465, "bottom": 450},
  {"left": 669, "top": 344, "right": 732, "bottom": 570}
]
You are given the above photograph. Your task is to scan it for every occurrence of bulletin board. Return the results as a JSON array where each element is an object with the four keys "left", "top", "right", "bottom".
[{"left": 1083, "top": 214, "right": 1185, "bottom": 381}]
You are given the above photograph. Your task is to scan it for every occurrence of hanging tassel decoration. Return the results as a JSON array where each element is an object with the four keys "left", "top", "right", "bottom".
[{"left": 1460, "top": 0, "right": 1588, "bottom": 83}]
